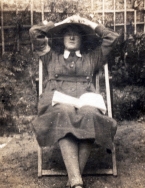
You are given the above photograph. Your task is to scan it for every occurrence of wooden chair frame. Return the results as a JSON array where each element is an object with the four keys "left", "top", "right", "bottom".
[{"left": 37, "top": 59, "right": 117, "bottom": 177}]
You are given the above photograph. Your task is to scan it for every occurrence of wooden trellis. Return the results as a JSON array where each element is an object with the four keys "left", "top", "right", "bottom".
[{"left": 1, "top": 0, "right": 145, "bottom": 55}]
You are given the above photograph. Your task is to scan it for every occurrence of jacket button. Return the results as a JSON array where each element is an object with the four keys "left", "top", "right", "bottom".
[
  {"left": 55, "top": 74, "right": 58, "bottom": 78},
  {"left": 70, "top": 61, "right": 74, "bottom": 68}
]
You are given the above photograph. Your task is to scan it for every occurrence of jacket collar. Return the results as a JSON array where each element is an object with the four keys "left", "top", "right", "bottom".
[{"left": 64, "top": 49, "right": 82, "bottom": 59}]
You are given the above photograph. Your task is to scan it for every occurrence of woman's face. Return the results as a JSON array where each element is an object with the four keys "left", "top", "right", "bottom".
[{"left": 63, "top": 30, "right": 81, "bottom": 51}]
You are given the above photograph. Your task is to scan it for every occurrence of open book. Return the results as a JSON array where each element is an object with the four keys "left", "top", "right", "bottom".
[{"left": 52, "top": 91, "right": 107, "bottom": 114}]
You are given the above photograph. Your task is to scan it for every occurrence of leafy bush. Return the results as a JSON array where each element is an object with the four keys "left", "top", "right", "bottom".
[
  {"left": 0, "top": 46, "right": 38, "bottom": 135},
  {"left": 108, "top": 33, "right": 145, "bottom": 120},
  {"left": 113, "top": 86, "right": 145, "bottom": 120},
  {"left": 111, "top": 33, "right": 145, "bottom": 86}
]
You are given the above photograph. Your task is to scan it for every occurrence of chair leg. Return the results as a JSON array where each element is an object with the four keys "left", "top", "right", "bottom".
[
  {"left": 38, "top": 145, "right": 42, "bottom": 177},
  {"left": 112, "top": 143, "right": 117, "bottom": 176}
]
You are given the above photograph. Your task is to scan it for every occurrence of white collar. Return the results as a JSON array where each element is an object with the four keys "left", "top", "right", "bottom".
[{"left": 64, "top": 49, "right": 82, "bottom": 59}]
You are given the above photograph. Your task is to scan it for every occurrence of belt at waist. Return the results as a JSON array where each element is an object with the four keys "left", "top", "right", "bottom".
[{"left": 48, "top": 75, "right": 92, "bottom": 82}]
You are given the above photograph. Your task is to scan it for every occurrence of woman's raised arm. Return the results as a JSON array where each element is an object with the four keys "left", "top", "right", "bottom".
[
  {"left": 64, "top": 15, "right": 119, "bottom": 62},
  {"left": 29, "top": 21, "right": 54, "bottom": 56},
  {"left": 29, "top": 17, "right": 74, "bottom": 56}
]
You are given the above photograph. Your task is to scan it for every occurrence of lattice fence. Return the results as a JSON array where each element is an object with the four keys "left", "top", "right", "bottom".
[{"left": 1, "top": 0, "right": 145, "bottom": 55}]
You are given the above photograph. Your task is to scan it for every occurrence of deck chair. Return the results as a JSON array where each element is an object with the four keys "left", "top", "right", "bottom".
[{"left": 36, "top": 58, "right": 117, "bottom": 177}]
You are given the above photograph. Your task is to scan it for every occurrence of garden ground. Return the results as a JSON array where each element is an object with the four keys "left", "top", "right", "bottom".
[{"left": 0, "top": 120, "right": 145, "bottom": 188}]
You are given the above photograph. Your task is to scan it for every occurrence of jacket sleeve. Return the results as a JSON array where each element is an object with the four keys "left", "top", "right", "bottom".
[
  {"left": 29, "top": 21, "right": 55, "bottom": 56},
  {"left": 95, "top": 24, "right": 119, "bottom": 63}
]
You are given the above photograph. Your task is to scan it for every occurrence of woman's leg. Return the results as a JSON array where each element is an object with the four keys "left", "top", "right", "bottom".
[
  {"left": 77, "top": 106, "right": 95, "bottom": 174},
  {"left": 59, "top": 134, "right": 83, "bottom": 187},
  {"left": 66, "top": 139, "right": 93, "bottom": 187},
  {"left": 78, "top": 140, "right": 94, "bottom": 174}
]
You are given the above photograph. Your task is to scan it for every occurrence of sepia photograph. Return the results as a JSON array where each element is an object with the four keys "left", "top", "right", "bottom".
[{"left": 0, "top": 0, "right": 145, "bottom": 187}]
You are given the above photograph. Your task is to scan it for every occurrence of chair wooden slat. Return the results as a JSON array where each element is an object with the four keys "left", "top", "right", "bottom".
[
  {"left": 40, "top": 169, "right": 114, "bottom": 176},
  {"left": 39, "top": 59, "right": 43, "bottom": 96},
  {"left": 104, "top": 64, "right": 112, "bottom": 118}
]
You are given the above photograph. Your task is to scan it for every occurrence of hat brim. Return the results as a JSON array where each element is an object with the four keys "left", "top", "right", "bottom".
[
  {"left": 47, "top": 23, "right": 97, "bottom": 38},
  {"left": 47, "top": 23, "right": 101, "bottom": 53}
]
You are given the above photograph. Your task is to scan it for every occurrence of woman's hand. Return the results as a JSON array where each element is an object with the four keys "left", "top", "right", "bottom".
[
  {"left": 74, "top": 16, "right": 100, "bottom": 30},
  {"left": 55, "top": 15, "right": 99, "bottom": 30},
  {"left": 54, "top": 16, "right": 73, "bottom": 26}
]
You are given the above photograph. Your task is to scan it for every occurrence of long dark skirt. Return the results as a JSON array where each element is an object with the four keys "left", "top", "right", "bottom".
[{"left": 32, "top": 104, "right": 117, "bottom": 150}]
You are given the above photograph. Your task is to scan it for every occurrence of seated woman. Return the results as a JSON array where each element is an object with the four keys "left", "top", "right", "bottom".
[{"left": 29, "top": 15, "right": 119, "bottom": 188}]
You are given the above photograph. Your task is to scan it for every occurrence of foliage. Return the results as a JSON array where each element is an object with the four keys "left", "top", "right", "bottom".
[
  {"left": 110, "top": 33, "right": 145, "bottom": 86},
  {"left": 0, "top": 46, "right": 38, "bottom": 135},
  {"left": 107, "top": 33, "right": 145, "bottom": 120},
  {"left": 6, "top": 6, "right": 30, "bottom": 52},
  {"left": 113, "top": 86, "right": 145, "bottom": 120}
]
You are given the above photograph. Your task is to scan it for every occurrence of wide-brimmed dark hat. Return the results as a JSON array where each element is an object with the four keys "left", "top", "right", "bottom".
[{"left": 47, "top": 23, "right": 102, "bottom": 53}]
